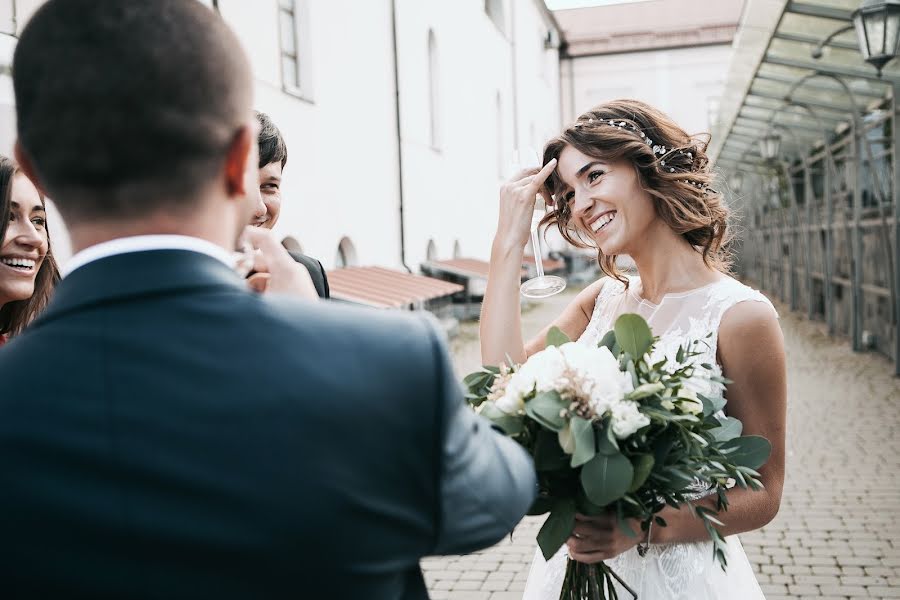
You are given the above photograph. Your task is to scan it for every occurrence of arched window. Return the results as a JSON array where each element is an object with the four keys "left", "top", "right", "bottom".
[
  {"left": 427, "top": 30, "right": 440, "bottom": 149},
  {"left": 335, "top": 237, "right": 358, "bottom": 268},
  {"left": 485, "top": 0, "right": 506, "bottom": 36},
  {"left": 281, "top": 236, "right": 303, "bottom": 254},
  {"left": 426, "top": 239, "right": 438, "bottom": 261}
]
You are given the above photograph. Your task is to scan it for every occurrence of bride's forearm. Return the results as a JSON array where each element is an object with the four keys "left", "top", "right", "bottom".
[
  {"left": 652, "top": 484, "right": 782, "bottom": 545},
  {"left": 479, "top": 240, "right": 527, "bottom": 366}
]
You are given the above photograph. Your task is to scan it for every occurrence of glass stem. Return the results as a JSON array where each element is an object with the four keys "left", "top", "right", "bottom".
[{"left": 530, "top": 226, "right": 545, "bottom": 279}]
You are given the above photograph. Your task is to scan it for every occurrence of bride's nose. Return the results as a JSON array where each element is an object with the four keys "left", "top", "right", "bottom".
[{"left": 571, "top": 190, "right": 594, "bottom": 221}]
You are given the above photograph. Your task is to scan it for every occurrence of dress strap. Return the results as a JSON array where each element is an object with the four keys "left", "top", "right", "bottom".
[{"left": 704, "top": 279, "right": 778, "bottom": 358}]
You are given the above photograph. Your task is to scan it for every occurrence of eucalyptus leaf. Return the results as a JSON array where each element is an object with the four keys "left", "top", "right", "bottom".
[
  {"left": 570, "top": 417, "right": 596, "bottom": 468},
  {"left": 537, "top": 498, "right": 576, "bottom": 560},
  {"left": 546, "top": 326, "right": 571, "bottom": 348},
  {"left": 720, "top": 435, "right": 772, "bottom": 470},
  {"left": 629, "top": 454, "right": 655, "bottom": 492},
  {"left": 710, "top": 416, "right": 743, "bottom": 442},
  {"left": 575, "top": 489, "right": 606, "bottom": 516},
  {"left": 614, "top": 313, "right": 654, "bottom": 358},
  {"left": 596, "top": 418, "right": 619, "bottom": 455},
  {"left": 598, "top": 330, "right": 618, "bottom": 354},
  {"left": 580, "top": 452, "right": 633, "bottom": 507},
  {"left": 627, "top": 382, "right": 666, "bottom": 400},
  {"left": 525, "top": 391, "right": 567, "bottom": 432},
  {"left": 476, "top": 402, "right": 525, "bottom": 436},
  {"left": 699, "top": 393, "right": 727, "bottom": 417}
]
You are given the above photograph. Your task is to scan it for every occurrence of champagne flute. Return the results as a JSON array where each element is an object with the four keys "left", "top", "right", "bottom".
[{"left": 512, "top": 147, "right": 566, "bottom": 299}]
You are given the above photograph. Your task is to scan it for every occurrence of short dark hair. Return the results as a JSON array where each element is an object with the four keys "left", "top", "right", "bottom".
[
  {"left": 13, "top": 0, "right": 253, "bottom": 222},
  {"left": 0, "top": 156, "right": 60, "bottom": 337},
  {"left": 255, "top": 111, "right": 288, "bottom": 169}
]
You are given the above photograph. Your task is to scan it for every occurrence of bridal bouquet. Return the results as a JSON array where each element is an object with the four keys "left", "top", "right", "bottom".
[{"left": 464, "top": 314, "right": 771, "bottom": 600}]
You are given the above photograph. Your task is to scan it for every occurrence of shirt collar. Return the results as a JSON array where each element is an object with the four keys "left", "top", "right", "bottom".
[{"left": 62, "top": 235, "right": 236, "bottom": 278}]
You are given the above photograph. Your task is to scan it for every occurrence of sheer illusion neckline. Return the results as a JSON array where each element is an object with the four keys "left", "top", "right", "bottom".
[{"left": 627, "top": 277, "right": 727, "bottom": 307}]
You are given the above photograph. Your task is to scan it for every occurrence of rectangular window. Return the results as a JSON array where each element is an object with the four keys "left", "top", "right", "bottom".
[
  {"left": 279, "top": 0, "right": 312, "bottom": 100},
  {"left": 1, "top": 1, "right": 16, "bottom": 36}
]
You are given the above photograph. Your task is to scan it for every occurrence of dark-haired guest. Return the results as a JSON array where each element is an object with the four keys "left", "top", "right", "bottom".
[
  {"left": 254, "top": 110, "right": 329, "bottom": 298},
  {"left": 0, "top": 156, "right": 59, "bottom": 345}
]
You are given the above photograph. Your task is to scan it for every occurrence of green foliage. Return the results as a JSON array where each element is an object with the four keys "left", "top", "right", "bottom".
[
  {"left": 570, "top": 417, "right": 596, "bottom": 468},
  {"left": 581, "top": 452, "right": 633, "bottom": 507},
  {"left": 546, "top": 326, "right": 571, "bottom": 348},
  {"left": 537, "top": 498, "right": 576, "bottom": 560},
  {"left": 525, "top": 391, "right": 567, "bottom": 432},
  {"left": 460, "top": 311, "right": 774, "bottom": 581},
  {"left": 614, "top": 313, "right": 654, "bottom": 358}
]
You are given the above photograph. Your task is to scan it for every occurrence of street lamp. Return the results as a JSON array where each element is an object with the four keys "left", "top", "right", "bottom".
[
  {"left": 853, "top": 0, "right": 900, "bottom": 76},
  {"left": 759, "top": 132, "right": 782, "bottom": 161}
]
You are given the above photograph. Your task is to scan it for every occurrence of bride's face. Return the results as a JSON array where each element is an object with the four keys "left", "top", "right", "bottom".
[{"left": 555, "top": 144, "right": 657, "bottom": 257}]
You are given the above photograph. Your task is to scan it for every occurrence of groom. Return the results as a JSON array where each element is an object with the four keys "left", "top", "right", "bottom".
[{"left": 0, "top": 1, "right": 536, "bottom": 598}]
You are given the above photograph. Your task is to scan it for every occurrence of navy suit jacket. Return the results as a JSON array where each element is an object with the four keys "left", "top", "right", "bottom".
[
  {"left": 288, "top": 251, "right": 329, "bottom": 299},
  {"left": 0, "top": 250, "right": 535, "bottom": 599}
]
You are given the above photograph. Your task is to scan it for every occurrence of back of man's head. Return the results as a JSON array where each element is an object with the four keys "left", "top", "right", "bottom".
[{"left": 13, "top": 0, "right": 253, "bottom": 223}]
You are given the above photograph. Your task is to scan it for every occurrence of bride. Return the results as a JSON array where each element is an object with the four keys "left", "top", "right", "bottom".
[{"left": 480, "top": 99, "right": 786, "bottom": 600}]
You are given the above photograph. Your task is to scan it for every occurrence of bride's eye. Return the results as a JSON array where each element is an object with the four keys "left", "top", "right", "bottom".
[{"left": 588, "top": 170, "right": 605, "bottom": 184}]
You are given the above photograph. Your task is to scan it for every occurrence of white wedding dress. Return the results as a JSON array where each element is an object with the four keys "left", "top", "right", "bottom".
[{"left": 522, "top": 275, "right": 776, "bottom": 600}]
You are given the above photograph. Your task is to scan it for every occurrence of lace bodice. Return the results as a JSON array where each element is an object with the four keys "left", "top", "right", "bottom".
[
  {"left": 522, "top": 275, "right": 775, "bottom": 600},
  {"left": 579, "top": 275, "right": 776, "bottom": 365}
]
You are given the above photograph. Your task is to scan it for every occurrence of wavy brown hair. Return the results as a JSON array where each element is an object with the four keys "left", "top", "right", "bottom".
[
  {"left": 541, "top": 99, "right": 732, "bottom": 286},
  {"left": 0, "top": 156, "right": 60, "bottom": 338}
]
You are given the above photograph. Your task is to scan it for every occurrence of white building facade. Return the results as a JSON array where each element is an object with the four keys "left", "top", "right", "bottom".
[
  {"left": 557, "top": 0, "right": 743, "bottom": 136},
  {"left": 0, "top": 0, "right": 563, "bottom": 272}
]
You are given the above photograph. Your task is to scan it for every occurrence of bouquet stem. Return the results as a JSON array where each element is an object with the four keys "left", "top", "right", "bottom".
[{"left": 559, "top": 558, "right": 637, "bottom": 600}]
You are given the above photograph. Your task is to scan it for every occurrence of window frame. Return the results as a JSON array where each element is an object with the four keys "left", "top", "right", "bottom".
[{"left": 278, "top": 0, "right": 314, "bottom": 103}]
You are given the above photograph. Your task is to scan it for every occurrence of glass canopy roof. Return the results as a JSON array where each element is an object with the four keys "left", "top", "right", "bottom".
[{"left": 712, "top": 0, "right": 897, "bottom": 170}]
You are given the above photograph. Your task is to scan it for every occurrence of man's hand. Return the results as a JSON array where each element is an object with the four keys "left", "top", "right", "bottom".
[
  {"left": 241, "top": 226, "right": 319, "bottom": 299},
  {"left": 565, "top": 513, "right": 644, "bottom": 564}
]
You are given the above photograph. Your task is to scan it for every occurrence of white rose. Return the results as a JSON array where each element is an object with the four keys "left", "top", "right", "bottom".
[
  {"left": 494, "top": 393, "right": 524, "bottom": 415},
  {"left": 560, "top": 344, "right": 628, "bottom": 417},
  {"left": 677, "top": 386, "right": 703, "bottom": 414},
  {"left": 560, "top": 343, "right": 618, "bottom": 380},
  {"left": 517, "top": 345, "right": 567, "bottom": 393},
  {"left": 610, "top": 400, "right": 650, "bottom": 439}
]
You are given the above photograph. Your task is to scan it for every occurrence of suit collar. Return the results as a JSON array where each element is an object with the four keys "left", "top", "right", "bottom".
[{"left": 36, "top": 250, "right": 246, "bottom": 326}]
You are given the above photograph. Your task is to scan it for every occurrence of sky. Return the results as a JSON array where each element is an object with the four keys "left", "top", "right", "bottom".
[{"left": 544, "top": 0, "right": 655, "bottom": 10}]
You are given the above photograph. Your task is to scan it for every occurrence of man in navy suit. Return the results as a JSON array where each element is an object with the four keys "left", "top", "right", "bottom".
[{"left": 0, "top": 1, "right": 536, "bottom": 598}]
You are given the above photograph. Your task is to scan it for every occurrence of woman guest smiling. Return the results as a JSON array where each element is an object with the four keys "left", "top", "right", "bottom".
[{"left": 0, "top": 156, "right": 59, "bottom": 346}]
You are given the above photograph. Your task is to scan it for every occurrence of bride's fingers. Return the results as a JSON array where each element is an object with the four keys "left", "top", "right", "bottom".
[
  {"left": 526, "top": 158, "right": 557, "bottom": 191},
  {"left": 567, "top": 547, "right": 610, "bottom": 564}
]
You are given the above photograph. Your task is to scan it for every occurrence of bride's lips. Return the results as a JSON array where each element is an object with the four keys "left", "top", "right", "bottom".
[
  {"left": 586, "top": 210, "right": 617, "bottom": 236},
  {"left": 0, "top": 255, "right": 42, "bottom": 277}
]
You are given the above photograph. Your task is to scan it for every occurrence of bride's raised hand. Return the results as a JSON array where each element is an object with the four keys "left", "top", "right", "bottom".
[{"left": 493, "top": 158, "right": 557, "bottom": 253}]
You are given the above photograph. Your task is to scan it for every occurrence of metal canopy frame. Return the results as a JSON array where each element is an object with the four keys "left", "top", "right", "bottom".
[{"left": 715, "top": 0, "right": 900, "bottom": 375}]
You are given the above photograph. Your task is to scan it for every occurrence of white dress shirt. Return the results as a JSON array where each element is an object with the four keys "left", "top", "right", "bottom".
[{"left": 62, "top": 235, "right": 236, "bottom": 278}]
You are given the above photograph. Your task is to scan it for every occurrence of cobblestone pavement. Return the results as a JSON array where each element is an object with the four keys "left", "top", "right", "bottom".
[{"left": 422, "top": 284, "right": 900, "bottom": 599}]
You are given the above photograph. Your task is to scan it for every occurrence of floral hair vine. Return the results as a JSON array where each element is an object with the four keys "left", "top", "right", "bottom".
[{"left": 574, "top": 116, "right": 710, "bottom": 191}]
